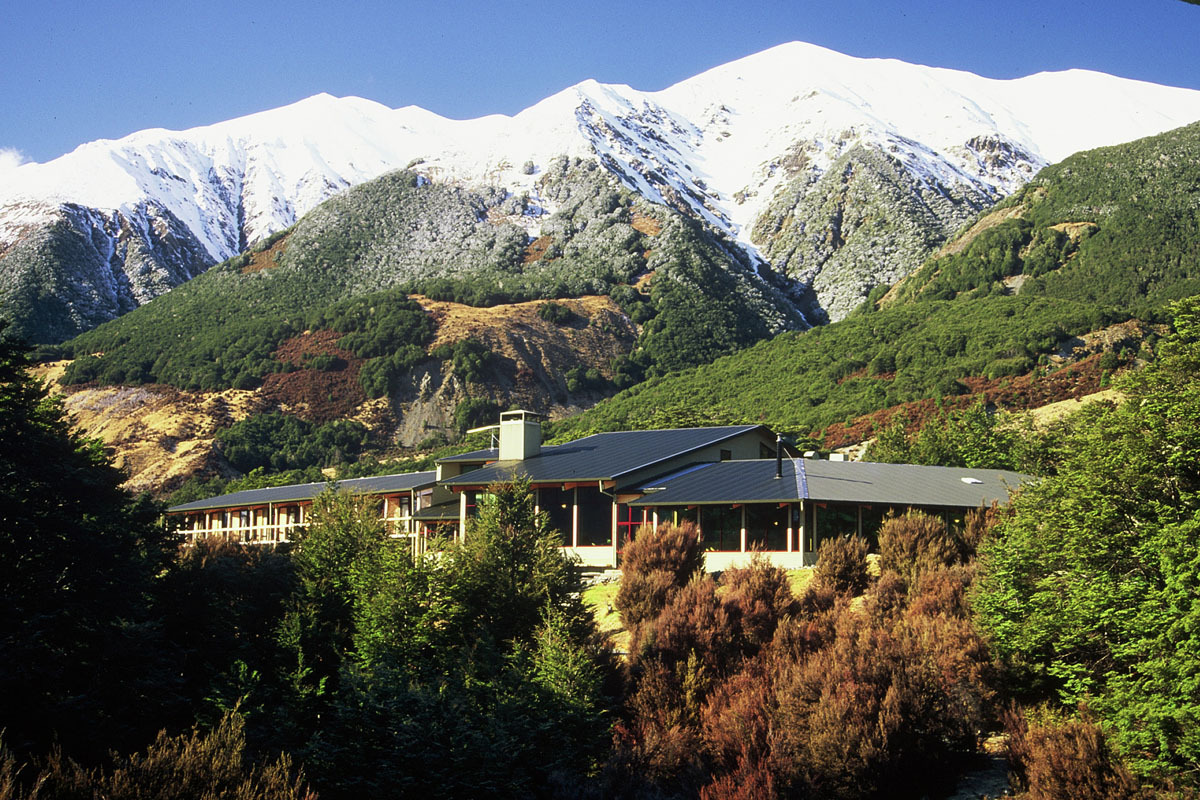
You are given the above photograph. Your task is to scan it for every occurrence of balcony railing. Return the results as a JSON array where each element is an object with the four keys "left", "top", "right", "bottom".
[{"left": 178, "top": 516, "right": 424, "bottom": 549}]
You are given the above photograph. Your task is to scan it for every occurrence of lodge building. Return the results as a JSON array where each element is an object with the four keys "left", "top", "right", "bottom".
[{"left": 168, "top": 410, "right": 1029, "bottom": 569}]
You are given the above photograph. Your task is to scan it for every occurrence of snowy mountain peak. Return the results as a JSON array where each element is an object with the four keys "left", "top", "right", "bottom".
[{"left": 5, "top": 41, "right": 1200, "bottom": 342}]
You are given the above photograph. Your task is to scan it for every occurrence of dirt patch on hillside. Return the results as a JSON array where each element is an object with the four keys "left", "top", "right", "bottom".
[
  {"left": 935, "top": 205, "right": 1027, "bottom": 259},
  {"left": 1027, "top": 389, "right": 1121, "bottom": 426},
  {"left": 416, "top": 295, "right": 633, "bottom": 355},
  {"left": 1052, "top": 319, "right": 1160, "bottom": 365},
  {"left": 631, "top": 212, "right": 663, "bottom": 236},
  {"left": 240, "top": 235, "right": 289, "bottom": 273},
  {"left": 35, "top": 363, "right": 262, "bottom": 495},
  {"left": 523, "top": 235, "right": 556, "bottom": 263},
  {"left": 881, "top": 204, "right": 1027, "bottom": 306},
  {"left": 1049, "top": 221, "right": 1098, "bottom": 242},
  {"left": 260, "top": 330, "right": 367, "bottom": 422}
]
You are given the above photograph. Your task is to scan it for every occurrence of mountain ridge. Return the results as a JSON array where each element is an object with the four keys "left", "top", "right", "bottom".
[{"left": 5, "top": 41, "right": 1200, "bottom": 342}]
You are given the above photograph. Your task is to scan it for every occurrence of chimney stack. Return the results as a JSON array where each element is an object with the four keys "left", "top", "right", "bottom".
[
  {"left": 499, "top": 410, "right": 543, "bottom": 461},
  {"left": 774, "top": 434, "right": 783, "bottom": 479}
]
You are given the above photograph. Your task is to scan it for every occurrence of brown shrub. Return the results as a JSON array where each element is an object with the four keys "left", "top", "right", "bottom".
[
  {"left": 769, "top": 583, "right": 841, "bottom": 659},
  {"left": 907, "top": 563, "right": 975, "bottom": 619},
  {"left": 619, "top": 521, "right": 705, "bottom": 584},
  {"left": 616, "top": 568, "right": 678, "bottom": 642},
  {"left": 720, "top": 554, "right": 799, "bottom": 654},
  {"left": 616, "top": 661, "right": 708, "bottom": 790},
  {"left": 960, "top": 502, "right": 1002, "bottom": 554},
  {"left": 812, "top": 534, "right": 871, "bottom": 596},
  {"left": 642, "top": 576, "right": 739, "bottom": 681},
  {"left": 698, "top": 755, "right": 779, "bottom": 800},
  {"left": 616, "top": 522, "right": 704, "bottom": 632},
  {"left": 770, "top": 597, "right": 992, "bottom": 799},
  {"left": 864, "top": 569, "right": 908, "bottom": 623},
  {"left": 700, "top": 656, "right": 777, "bottom": 775},
  {"left": 1004, "top": 705, "right": 1145, "bottom": 800},
  {"left": 877, "top": 511, "right": 965, "bottom": 586},
  {"left": 897, "top": 601, "right": 994, "bottom": 751}
]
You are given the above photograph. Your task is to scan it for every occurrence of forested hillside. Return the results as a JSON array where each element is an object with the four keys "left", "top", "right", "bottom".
[
  {"left": 892, "top": 120, "right": 1200, "bottom": 314},
  {"left": 558, "top": 121, "right": 1200, "bottom": 443}
]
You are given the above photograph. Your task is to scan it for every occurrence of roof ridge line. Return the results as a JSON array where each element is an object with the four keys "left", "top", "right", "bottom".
[{"left": 609, "top": 426, "right": 767, "bottom": 480}]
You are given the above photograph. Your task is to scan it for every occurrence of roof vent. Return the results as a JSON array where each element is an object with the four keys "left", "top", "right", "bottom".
[{"left": 961, "top": 477, "right": 984, "bottom": 485}]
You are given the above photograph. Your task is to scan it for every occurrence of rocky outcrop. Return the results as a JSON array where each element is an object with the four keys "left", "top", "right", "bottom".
[{"left": 751, "top": 143, "right": 997, "bottom": 322}]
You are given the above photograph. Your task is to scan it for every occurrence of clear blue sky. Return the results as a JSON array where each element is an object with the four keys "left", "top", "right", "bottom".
[{"left": 3, "top": 0, "right": 1199, "bottom": 165}]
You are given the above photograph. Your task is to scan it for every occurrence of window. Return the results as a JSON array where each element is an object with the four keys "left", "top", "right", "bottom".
[
  {"left": 814, "top": 503, "right": 858, "bottom": 552},
  {"left": 700, "top": 505, "right": 741, "bottom": 551},
  {"left": 538, "top": 486, "right": 573, "bottom": 547},
  {"left": 616, "top": 504, "right": 649, "bottom": 550},
  {"left": 720, "top": 449, "right": 732, "bottom": 461},
  {"left": 576, "top": 486, "right": 612, "bottom": 547},
  {"left": 860, "top": 505, "right": 900, "bottom": 549},
  {"left": 465, "top": 490, "right": 486, "bottom": 519},
  {"left": 745, "top": 504, "right": 788, "bottom": 551},
  {"left": 654, "top": 506, "right": 698, "bottom": 529}
]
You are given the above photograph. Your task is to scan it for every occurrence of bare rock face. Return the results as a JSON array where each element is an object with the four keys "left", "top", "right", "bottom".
[
  {"left": 390, "top": 296, "right": 639, "bottom": 447},
  {"left": 751, "top": 143, "right": 999, "bottom": 323}
]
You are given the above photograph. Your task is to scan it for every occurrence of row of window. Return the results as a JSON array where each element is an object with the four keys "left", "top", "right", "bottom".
[{"left": 524, "top": 488, "right": 970, "bottom": 554}]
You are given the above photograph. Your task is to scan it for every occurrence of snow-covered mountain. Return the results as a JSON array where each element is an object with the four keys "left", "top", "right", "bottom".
[{"left": 5, "top": 41, "right": 1200, "bottom": 342}]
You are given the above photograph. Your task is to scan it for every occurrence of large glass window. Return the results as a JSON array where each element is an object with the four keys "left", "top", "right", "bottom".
[
  {"left": 859, "top": 504, "right": 901, "bottom": 550},
  {"left": 701, "top": 505, "right": 741, "bottom": 551},
  {"left": 538, "top": 486, "right": 574, "bottom": 547},
  {"left": 814, "top": 503, "right": 858, "bottom": 552},
  {"left": 576, "top": 486, "right": 612, "bottom": 547},
  {"left": 654, "top": 506, "right": 698, "bottom": 529},
  {"left": 745, "top": 504, "right": 788, "bottom": 551}
]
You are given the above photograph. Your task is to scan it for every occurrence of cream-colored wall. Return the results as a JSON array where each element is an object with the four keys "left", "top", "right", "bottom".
[{"left": 704, "top": 551, "right": 810, "bottom": 572}]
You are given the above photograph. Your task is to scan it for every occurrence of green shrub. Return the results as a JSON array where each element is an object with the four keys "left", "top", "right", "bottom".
[
  {"left": 215, "top": 412, "right": 369, "bottom": 474},
  {"left": 537, "top": 301, "right": 575, "bottom": 324},
  {"left": 0, "top": 713, "right": 314, "bottom": 800}
]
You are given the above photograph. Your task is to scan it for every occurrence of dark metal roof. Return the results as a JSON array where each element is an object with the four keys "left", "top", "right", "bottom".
[
  {"left": 438, "top": 425, "right": 768, "bottom": 487},
  {"left": 438, "top": 446, "right": 501, "bottom": 464},
  {"left": 412, "top": 500, "right": 461, "bottom": 521},
  {"left": 167, "top": 471, "right": 437, "bottom": 513},
  {"left": 628, "top": 459, "right": 1031, "bottom": 508}
]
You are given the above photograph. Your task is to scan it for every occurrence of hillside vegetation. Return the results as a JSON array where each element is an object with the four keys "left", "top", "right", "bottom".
[
  {"left": 549, "top": 295, "right": 1125, "bottom": 442},
  {"left": 893, "top": 120, "right": 1200, "bottom": 315},
  {"left": 52, "top": 159, "right": 802, "bottom": 396},
  {"left": 557, "top": 122, "right": 1200, "bottom": 442}
]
